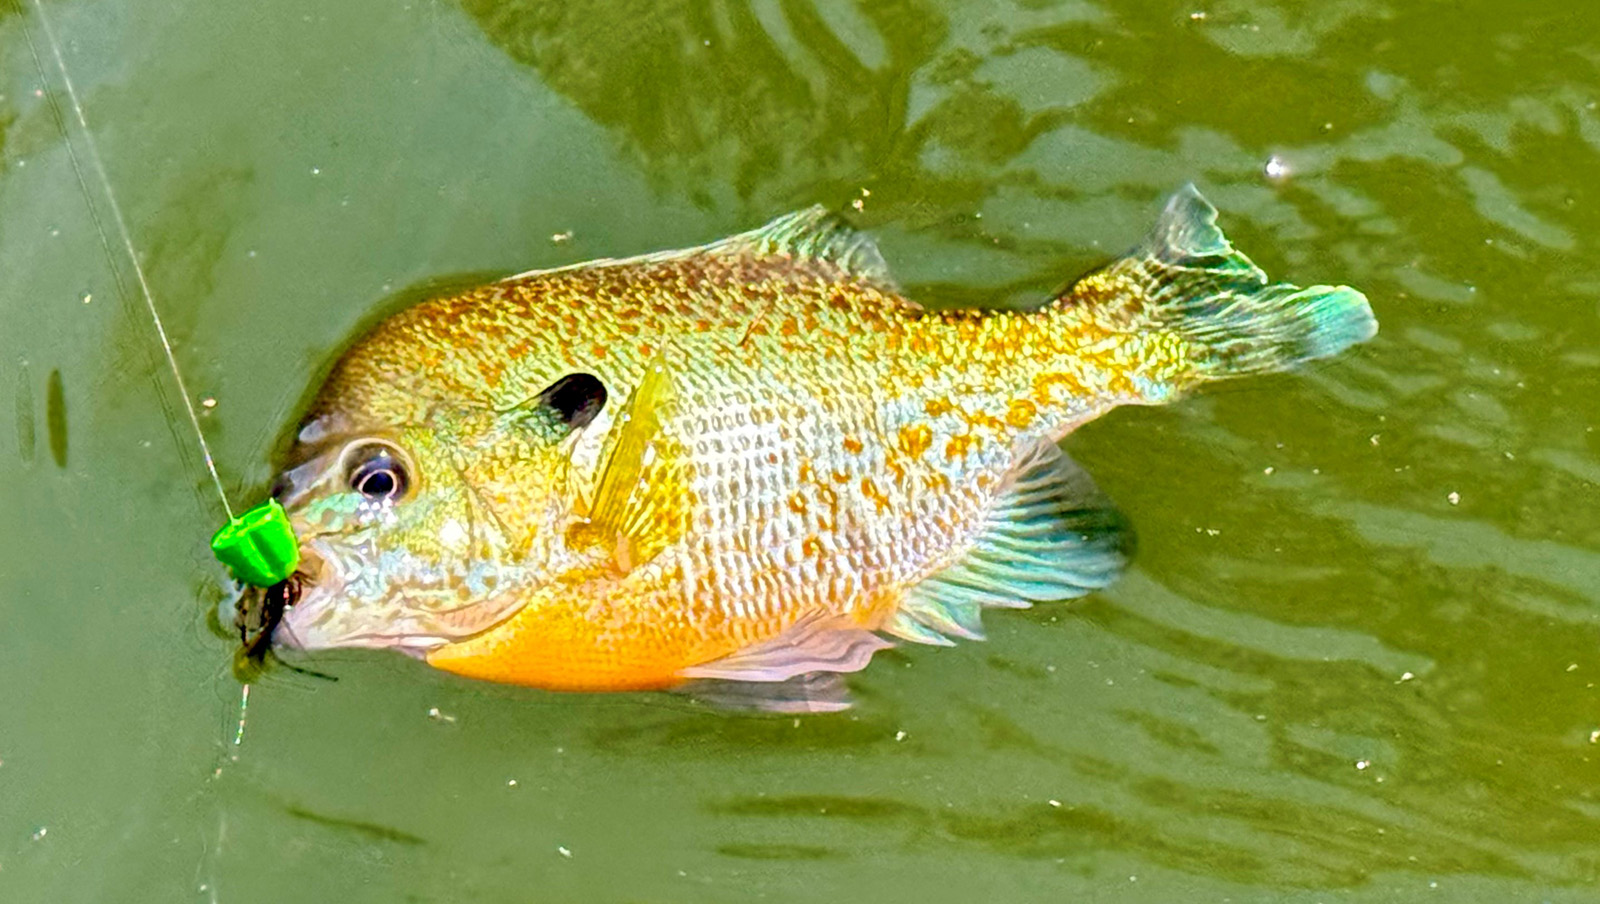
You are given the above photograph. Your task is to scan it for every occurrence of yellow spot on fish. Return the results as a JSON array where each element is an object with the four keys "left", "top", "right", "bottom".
[
  {"left": 925, "top": 398, "right": 955, "bottom": 417},
  {"left": 885, "top": 457, "right": 906, "bottom": 483},
  {"left": 1034, "top": 372, "right": 1086, "bottom": 404},
  {"left": 1006, "top": 398, "right": 1037, "bottom": 429},
  {"left": 945, "top": 434, "right": 980, "bottom": 461},
  {"left": 842, "top": 436, "right": 863, "bottom": 455},
  {"left": 965, "top": 409, "right": 1005, "bottom": 432},
  {"left": 816, "top": 485, "right": 837, "bottom": 511},
  {"left": 898, "top": 424, "right": 932, "bottom": 459},
  {"left": 860, "top": 477, "right": 889, "bottom": 513},
  {"left": 788, "top": 492, "right": 808, "bottom": 515}
]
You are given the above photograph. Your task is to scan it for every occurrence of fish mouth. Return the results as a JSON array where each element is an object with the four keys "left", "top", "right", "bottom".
[
  {"left": 264, "top": 538, "right": 470, "bottom": 661},
  {"left": 270, "top": 591, "right": 454, "bottom": 660},
  {"left": 262, "top": 540, "right": 420, "bottom": 659},
  {"left": 230, "top": 539, "right": 327, "bottom": 663}
]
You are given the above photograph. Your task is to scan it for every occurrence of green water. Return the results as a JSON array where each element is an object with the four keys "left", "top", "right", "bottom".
[{"left": 2, "top": 0, "right": 1597, "bottom": 900}]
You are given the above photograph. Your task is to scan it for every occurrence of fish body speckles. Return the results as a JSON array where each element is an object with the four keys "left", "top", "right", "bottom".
[{"left": 262, "top": 190, "right": 1375, "bottom": 710}]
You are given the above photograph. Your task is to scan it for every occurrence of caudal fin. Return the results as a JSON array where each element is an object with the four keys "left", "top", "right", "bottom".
[{"left": 1072, "top": 185, "right": 1376, "bottom": 379}]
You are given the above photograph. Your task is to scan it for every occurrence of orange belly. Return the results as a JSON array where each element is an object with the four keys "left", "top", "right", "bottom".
[
  {"left": 425, "top": 608, "right": 689, "bottom": 691},
  {"left": 423, "top": 567, "right": 903, "bottom": 691},
  {"left": 423, "top": 584, "right": 767, "bottom": 691}
]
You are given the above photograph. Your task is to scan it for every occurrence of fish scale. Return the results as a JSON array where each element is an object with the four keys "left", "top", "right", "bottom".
[{"left": 264, "top": 190, "right": 1376, "bottom": 707}]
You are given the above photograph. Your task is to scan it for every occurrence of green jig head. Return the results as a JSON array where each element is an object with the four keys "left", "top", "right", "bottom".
[{"left": 211, "top": 499, "right": 300, "bottom": 587}]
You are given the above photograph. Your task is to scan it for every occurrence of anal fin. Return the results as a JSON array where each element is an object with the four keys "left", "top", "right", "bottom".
[{"left": 886, "top": 439, "right": 1132, "bottom": 645}]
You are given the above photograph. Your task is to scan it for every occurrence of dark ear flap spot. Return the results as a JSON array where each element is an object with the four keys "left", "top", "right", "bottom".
[{"left": 535, "top": 373, "right": 607, "bottom": 430}]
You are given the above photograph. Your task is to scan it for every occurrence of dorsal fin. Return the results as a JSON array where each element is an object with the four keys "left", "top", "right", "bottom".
[
  {"left": 721, "top": 206, "right": 896, "bottom": 290},
  {"left": 500, "top": 205, "right": 898, "bottom": 291},
  {"left": 566, "top": 360, "right": 691, "bottom": 572},
  {"left": 885, "top": 439, "right": 1133, "bottom": 645}
]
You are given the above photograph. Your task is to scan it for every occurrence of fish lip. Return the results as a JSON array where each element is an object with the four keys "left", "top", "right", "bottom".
[
  {"left": 269, "top": 597, "right": 444, "bottom": 660},
  {"left": 267, "top": 539, "right": 452, "bottom": 660}
]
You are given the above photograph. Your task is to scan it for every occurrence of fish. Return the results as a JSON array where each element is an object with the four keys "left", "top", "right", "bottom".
[{"left": 251, "top": 185, "right": 1375, "bottom": 711}]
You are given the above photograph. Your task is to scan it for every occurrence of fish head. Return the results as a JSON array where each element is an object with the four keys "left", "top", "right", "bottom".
[{"left": 258, "top": 371, "right": 608, "bottom": 659}]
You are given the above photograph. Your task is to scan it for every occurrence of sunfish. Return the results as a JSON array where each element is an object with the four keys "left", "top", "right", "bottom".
[{"left": 250, "top": 186, "right": 1375, "bottom": 710}]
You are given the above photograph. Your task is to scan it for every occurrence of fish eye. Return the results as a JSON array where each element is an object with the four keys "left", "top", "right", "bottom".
[{"left": 343, "top": 442, "right": 410, "bottom": 502}]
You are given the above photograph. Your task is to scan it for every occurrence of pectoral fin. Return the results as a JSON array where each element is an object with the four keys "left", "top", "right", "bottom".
[
  {"left": 679, "top": 613, "right": 893, "bottom": 683},
  {"left": 567, "top": 360, "right": 692, "bottom": 571},
  {"left": 885, "top": 439, "right": 1132, "bottom": 645}
]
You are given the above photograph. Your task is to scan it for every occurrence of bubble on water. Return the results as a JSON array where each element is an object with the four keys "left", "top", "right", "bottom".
[
  {"left": 557, "top": 846, "right": 573, "bottom": 858},
  {"left": 550, "top": 230, "right": 573, "bottom": 244},
  {"left": 201, "top": 397, "right": 217, "bottom": 409},
  {"left": 30, "top": 827, "right": 46, "bottom": 841},
  {"left": 1356, "top": 759, "right": 1370, "bottom": 771},
  {"left": 1447, "top": 491, "right": 1460, "bottom": 505},
  {"left": 1264, "top": 155, "right": 1291, "bottom": 181}
]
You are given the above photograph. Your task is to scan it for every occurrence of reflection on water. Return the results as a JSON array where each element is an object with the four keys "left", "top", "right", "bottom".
[
  {"left": 459, "top": 0, "right": 943, "bottom": 209},
  {"left": 14, "top": 359, "right": 34, "bottom": 465},
  {"left": 1, "top": 0, "right": 1597, "bottom": 900}
]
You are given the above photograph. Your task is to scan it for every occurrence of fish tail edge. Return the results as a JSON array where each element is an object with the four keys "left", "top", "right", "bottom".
[{"left": 1065, "top": 184, "right": 1377, "bottom": 380}]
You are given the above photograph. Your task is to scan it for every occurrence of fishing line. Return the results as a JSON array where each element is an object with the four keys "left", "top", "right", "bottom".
[
  {"left": 16, "top": 0, "right": 235, "bottom": 520},
  {"left": 16, "top": 7, "right": 265, "bottom": 899}
]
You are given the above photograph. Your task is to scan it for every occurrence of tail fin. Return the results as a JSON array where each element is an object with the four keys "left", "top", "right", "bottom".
[{"left": 1076, "top": 185, "right": 1376, "bottom": 379}]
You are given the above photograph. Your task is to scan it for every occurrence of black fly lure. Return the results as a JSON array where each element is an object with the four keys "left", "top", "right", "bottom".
[
  {"left": 235, "top": 572, "right": 300, "bottom": 660},
  {"left": 233, "top": 573, "right": 333, "bottom": 681}
]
